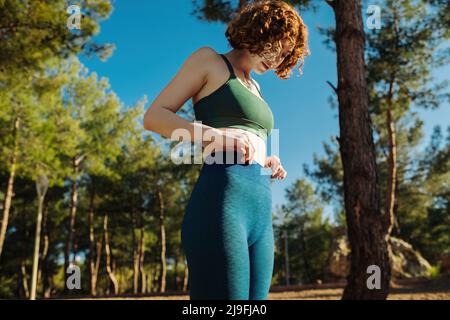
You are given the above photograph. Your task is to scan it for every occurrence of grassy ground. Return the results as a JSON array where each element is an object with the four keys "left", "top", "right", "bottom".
[{"left": 70, "top": 277, "right": 450, "bottom": 300}]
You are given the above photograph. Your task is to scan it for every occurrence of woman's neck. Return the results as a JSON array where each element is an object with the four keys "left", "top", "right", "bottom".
[{"left": 225, "top": 49, "right": 253, "bottom": 80}]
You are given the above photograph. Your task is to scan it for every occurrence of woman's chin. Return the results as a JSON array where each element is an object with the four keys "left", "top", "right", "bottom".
[
  {"left": 254, "top": 62, "right": 269, "bottom": 74},
  {"left": 254, "top": 69, "right": 266, "bottom": 75}
]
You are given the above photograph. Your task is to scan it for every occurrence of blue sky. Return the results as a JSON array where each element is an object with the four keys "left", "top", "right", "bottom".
[{"left": 79, "top": 0, "right": 449, "bottom": 222}]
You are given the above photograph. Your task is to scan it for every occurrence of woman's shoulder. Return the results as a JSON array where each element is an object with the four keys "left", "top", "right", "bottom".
[
  {"left": 184, "top": 47, "right": 220, "bottom": 75},
  {"left": 189, "top": 46, "right": 227, "bottom": 82},
  {"left": 191, "top": 46, "right": 219, "bottom": 60}
]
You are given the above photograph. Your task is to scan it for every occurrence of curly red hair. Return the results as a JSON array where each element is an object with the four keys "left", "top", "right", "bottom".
[{"left": 225, "top": 0, "right": 310, "bottom": 79}]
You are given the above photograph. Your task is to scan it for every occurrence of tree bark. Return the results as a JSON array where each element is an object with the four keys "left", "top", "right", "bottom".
[
  {"left": 132, "top": 210, "right": 147, "bottom": 293},
  {"left": 103, "top": 212, "right": 119, "bottom": 295},
  {"left": 64, "top": 155, "right": 84, "bottom": 291},
  {"left": 138, "top": 223, "right": 147, "bottom": 293},
  {"left": 0, "top": 116, "right": 20, "bottom": 259},
  {"left": 20, "top": 260, "right": 30, "bottom": 298},
  {"left": 17, "top": 216, "right": 30, "bottom": 298},
  {"left": 131, "top": 211, "right": 139, "bottom": 294},
  {"left": 38, "top": 202, "right": 49, "bottom": 296},
  {"left": 329, "top": 0, "right": 391, "bottom": 299},
  {"left": 88, "top": 190, "right": 102, "bottom": 296},
  {"left": 385, "top": 95, "right": 397, "bottom": 238},
  {"left": 41, "top": 203, "right": 53, "bottom": 298},
  {"left": 158, "top": 190, "right": 167, "bottom": 293},
  {"left": 384, "top": 9, "right": 400, "bottom": 238}
]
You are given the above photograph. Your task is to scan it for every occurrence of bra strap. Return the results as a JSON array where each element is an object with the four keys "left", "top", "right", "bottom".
[
  {"left": 219, "top": 54, "right": 236, "bottom": 78},
  {"left": 220, "top": 54, "right": 264, "bottom": 99}
]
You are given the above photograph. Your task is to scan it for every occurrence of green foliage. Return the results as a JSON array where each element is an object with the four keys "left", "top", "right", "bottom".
[
  {"left": 428, "top": 265, "right": 441, "bottom": 279},
  {"left": 0, "top": 0, "right": 114, "bottom": 73},
  {"left": 190, "top": 0, "right": 315, "bottom": 23},
  {"left": 273, "top": 178, "right": 333, "bottom": 284}
]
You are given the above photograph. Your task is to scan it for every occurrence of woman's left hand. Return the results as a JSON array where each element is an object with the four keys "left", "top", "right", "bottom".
[{"left": 264, "top": 155, "right": 287, "bottom": 180}]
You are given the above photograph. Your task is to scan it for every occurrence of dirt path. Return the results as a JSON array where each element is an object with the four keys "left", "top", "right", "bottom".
[{"left": 72, "top": 277, "right": 450, "bottom": 300}]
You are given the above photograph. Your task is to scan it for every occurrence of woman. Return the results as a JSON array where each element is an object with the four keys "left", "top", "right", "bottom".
[{"left": 143, "top": 0, "right": 309, "bottom": 299}]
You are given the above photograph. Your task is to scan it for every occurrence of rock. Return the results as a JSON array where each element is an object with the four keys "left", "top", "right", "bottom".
[
  {"left": 389, "top": 237, "right": 432, "bottom": 278},
  {"left": 440, "top": 251, "right": 450, "bottom": 275},
  {"left": 326, "top": 236, "right": 350, "bottom": 279},
  {"left": 326, "top": 235, "right": 432, "bottom": 280}
]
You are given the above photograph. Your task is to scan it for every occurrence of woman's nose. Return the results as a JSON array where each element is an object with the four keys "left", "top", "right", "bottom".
[{"left": 270, "top": 56, "right": 283, "bottom": 68}]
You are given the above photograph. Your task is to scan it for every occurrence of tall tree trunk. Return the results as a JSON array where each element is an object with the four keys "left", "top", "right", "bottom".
[
  {"left": 93, "top": 238, "right": 102, "bottom": 293},
  {"left": 20, "top": 260, "right": 30, "bottom": 298},
  {"left": 88, "top": 190, "right": 102, "bottom": 296},
  {"left": 38, "top": 202, "right": 49, "bottom": 296},
  {"left": 138, "top": 223, "right": 147, "bottom": 293},
  {"left": 385, "top": 97, "right": 397, "bottom": 238},
  {"left": 103, "top": 212, "right": 119, "bottom": 295},
  {"left": 64, "top": 155, "right": 84, "bottom": 291},
  {"left": 131, "top": 209, "right": 146, "bottom": 293},
  {"left": 41, "top": 203, "right": 53, "bottom": 298},
  {"left": 17, "top": 213, "right": 29, "bottom": 298},
  {"left": 328, "top": 0, "right": 391, "bottom": 299},
  {"left": 131, "top": 211, "right": 139, "bottom": 294},
  {"left": 382, "top": 77, "right": 398, "bottom": 286},
  {"left": 0, "top": 116, "right": 20, "bottom": 259},
  {"left": 384, "top": 9, "right": 400, "bottom": 238},
  {"left": 158, "top": 190, "right": 167, "bottom": 293}
]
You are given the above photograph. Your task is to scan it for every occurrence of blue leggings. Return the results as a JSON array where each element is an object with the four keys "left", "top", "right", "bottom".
[{"left": 181, "top": 151, "right": 274, "bottom": 300}]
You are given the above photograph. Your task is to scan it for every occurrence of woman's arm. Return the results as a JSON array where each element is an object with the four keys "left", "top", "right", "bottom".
[
  {"left": 144, "top": 46, "right": 257, "bottom": 162},
  {"left": 143, "top": 47, "right": 223, "bottom": 144}
]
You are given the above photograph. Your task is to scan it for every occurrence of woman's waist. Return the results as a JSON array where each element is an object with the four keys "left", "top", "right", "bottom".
[
  {"left": 201, "top": 150, "right": 272, "bottom": 186},
  {"left": 205, "top": 127, "right": 267, "bottom": 166}
]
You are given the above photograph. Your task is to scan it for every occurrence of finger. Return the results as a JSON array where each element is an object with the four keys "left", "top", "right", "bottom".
[
  {"left": 272, "top": 168, "right": 281, "bottom": 179},
  {"left": 235, "top": 138, "right": 246, "bottom": 153},
  {"left": 278, "top": 167, "right": 287, "bottom": 179},
  {"left": 273, "top": 163, "right": 280, "bottom": 176},
  {"left": 271, "top": 166, "right": 281, "bottom": 178},
  {"left": 269, "top": 160, "right": 279, "bottom": 177},
  {"left": 240, "top": 147, "right": 247, "bottom": 163},
  {"left": 241, "top": 135, "right": 250, "bottom": 161},
  {"left": 243, "top": 136, "right": 254, "bottom": 163},
  {"left": 247, "top": 142, "right": 254, "bottom": 163},
  {"left": 273, "top": 166, "right": 284, "bottom": 179},
  {"left": 249, "top": 141, "right": 256, "bottom": 162},
  {"left": 238, "top": 141, "right": 247, "bottom": 163}
]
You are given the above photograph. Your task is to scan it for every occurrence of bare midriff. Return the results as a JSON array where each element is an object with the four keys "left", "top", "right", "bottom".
[{"left": 205, "top": 127, "right": 267, "bottom": 166}]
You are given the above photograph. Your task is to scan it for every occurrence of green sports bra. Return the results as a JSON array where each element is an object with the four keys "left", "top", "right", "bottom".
[{"left": 193, "top": 53, "right": 274, "bottom": 141}]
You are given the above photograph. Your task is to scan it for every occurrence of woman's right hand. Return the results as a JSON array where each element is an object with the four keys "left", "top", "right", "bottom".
[{"left": 203, "top": 130, "right": 256, "bottom": 163}]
